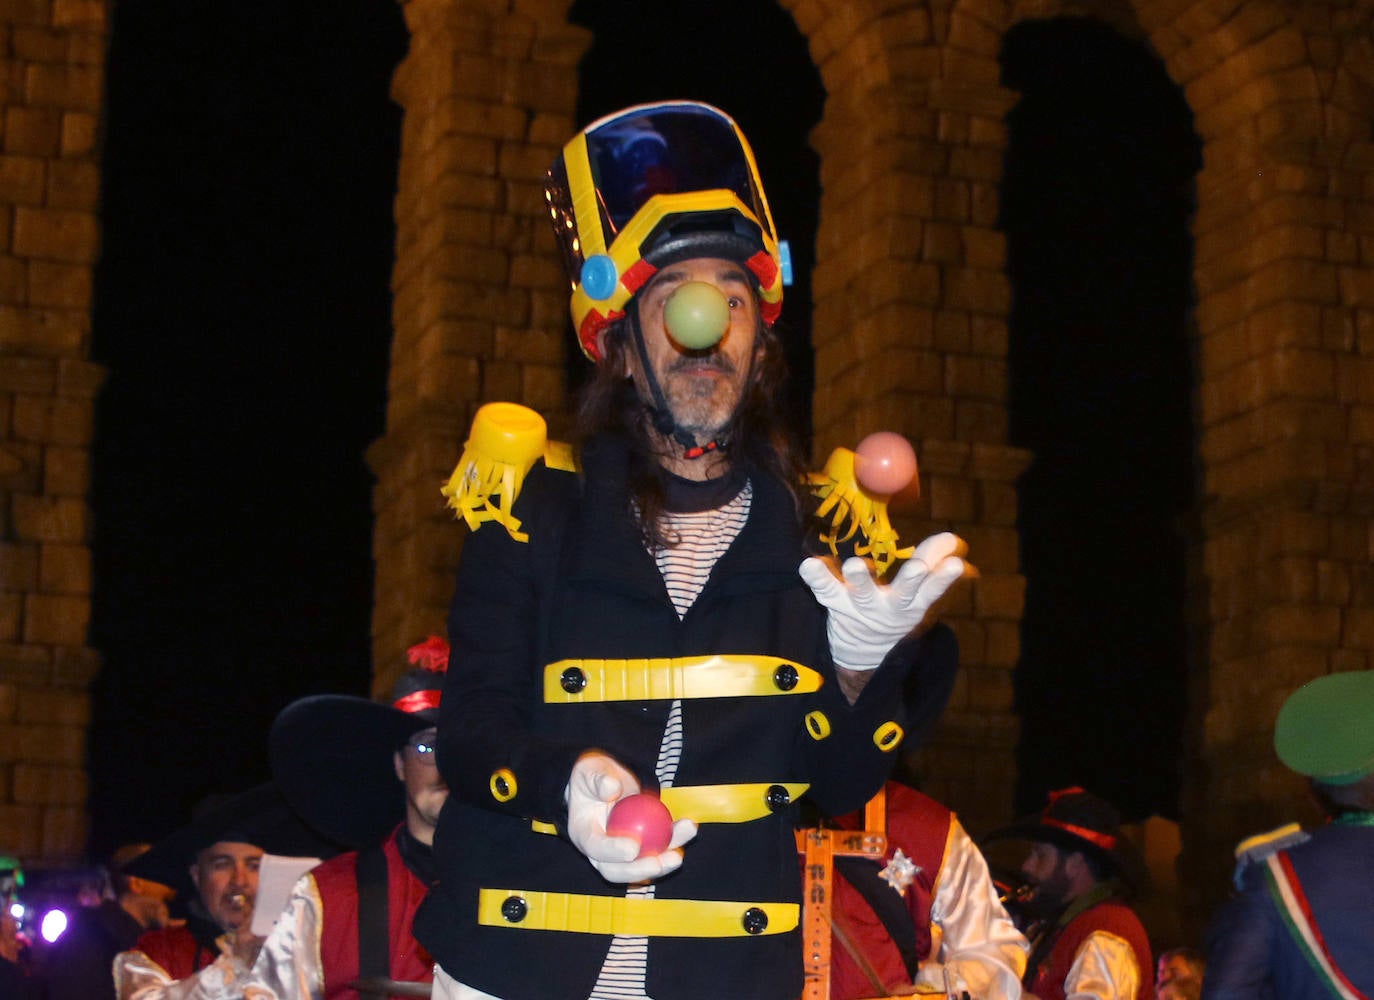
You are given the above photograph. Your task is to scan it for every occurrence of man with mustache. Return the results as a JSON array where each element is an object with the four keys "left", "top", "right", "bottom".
[
  {"left": 415, "top": 101, "right": 971, "bottom": 1000},
  {"left": 111, "top": 641, "right": 450, "bottom": 1000},
  {"left": 111, "top": 784, "right": 310, "bottom": 997},
  {"left": 987, "top": 788, "right": 1153, "bottom": 1000}
]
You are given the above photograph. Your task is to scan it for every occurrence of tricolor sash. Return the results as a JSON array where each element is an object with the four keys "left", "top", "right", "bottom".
[{"left": 1264, "top": 851, "right": 1371, "bottom": 1000}]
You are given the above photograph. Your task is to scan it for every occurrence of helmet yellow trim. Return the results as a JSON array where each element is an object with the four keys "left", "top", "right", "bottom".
[
  {"left": 562, "top": 133, "right": 608, "bottom": 261},
  {"left": 569, "top": 188, "right": 779, "bottom": 326}
]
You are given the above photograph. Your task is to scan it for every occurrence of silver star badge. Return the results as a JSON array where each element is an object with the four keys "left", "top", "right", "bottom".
[{"left": 879, "top": 847, "right": 920, "bottom": 894}]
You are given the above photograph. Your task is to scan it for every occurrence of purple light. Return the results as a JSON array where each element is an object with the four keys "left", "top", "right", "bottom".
[{"left": 40, "top": 908, "right": 68, "bottom": 943}]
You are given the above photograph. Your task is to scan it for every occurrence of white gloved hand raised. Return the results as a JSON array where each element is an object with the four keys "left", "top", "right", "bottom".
[
  {"left": 799, "top": 531, "right": 970, "bottom": 672},
  {"left": 564, "top": 752, "right": 698, "bottom": 884}
]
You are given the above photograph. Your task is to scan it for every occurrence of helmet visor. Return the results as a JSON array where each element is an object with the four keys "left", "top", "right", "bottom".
[
  {"left": 545, "top": 102, "right": 777, "bottom": 280},
  {"left": 584, "top": 103, "right": 773, "bottom": 241}
]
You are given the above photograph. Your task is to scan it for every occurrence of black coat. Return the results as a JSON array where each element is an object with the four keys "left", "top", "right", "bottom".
[{"left": 416, "top": 434, "right": 950, "bottom": 1000}]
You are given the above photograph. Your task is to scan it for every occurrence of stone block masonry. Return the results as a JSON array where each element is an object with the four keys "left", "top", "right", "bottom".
[{"left": 0, "top": 0, "right": 107, "bottom": 865}]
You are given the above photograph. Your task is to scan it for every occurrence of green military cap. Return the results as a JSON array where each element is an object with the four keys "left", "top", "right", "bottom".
[{"left": 1274, "top": 670, "right": 1374, "bottom": 785}]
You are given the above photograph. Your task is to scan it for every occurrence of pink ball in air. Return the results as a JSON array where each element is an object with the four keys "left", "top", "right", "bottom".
[
  {"left": 606, "top": 792, "right": 675, "bottom": 859},
  {"left": 854, "top": 431, "right": 918, "bottom": 496}
]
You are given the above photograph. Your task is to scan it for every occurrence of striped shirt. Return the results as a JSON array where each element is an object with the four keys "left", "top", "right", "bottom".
[{"left": 588, "top": 481, "right": 753, "bottom": 1000}]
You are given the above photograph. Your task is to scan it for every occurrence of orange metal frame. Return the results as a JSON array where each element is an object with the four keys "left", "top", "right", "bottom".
[{"left": 796, "top": 787, "right": 894, "bottom": 1000}]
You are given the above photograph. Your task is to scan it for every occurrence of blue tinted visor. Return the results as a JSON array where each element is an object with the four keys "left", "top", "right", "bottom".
[
  {"left": 583, "top": 103, "right": 773, "bottom": 240},
  {"left": 545, "top": 102, "right": 778, "bottom": 282}
]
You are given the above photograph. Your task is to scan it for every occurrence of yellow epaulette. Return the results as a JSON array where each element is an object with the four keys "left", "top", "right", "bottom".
[
  {"left": 806, "top": 447, "right": 913, "bottom": 576},
  {"left": 1231, "top": 822, "right": 1308, "bottom": 888},
  {"left": 441, "top": 402, "right": 578, "bottom": 543}
]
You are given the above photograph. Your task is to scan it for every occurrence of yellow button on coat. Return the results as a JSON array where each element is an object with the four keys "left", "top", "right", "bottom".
[
  {"left": 490, "top": 768, "right": 518, "bottom": 802},
  {"left": 805, "top": 711, "right": 831, "bottom": 740},
  {"left": 873, "top": 721, "right": 904, "bottom": 752}
]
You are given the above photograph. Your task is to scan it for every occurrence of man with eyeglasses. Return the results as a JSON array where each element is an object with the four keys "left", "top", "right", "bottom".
[{"left": 140, "top": 638, "right": 450, "bottom": 999}]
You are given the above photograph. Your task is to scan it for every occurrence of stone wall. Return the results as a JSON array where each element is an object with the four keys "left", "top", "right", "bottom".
[
  {"left": 368, "top": 0, "right": 591, "bottom": 697},
  {"left": 1150, "top": 0, "right": 1374, "bottom": 930},
  {"left": 0, "top": 0, "right": 107, "bottom": 865}
]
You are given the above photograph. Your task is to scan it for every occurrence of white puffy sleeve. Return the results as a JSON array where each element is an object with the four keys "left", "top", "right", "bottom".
[
  {"left": 113, "top": 938, "right": 249, "bottom": 1000},
  {"left": 913, "top": 816, "right": 1029, "bottom": 998},
  {"left": 111, "top": 875, "right": 326, "bottom": 1000},
  {"left": 1063, "top": 930, "right": 1143, "bottom": 1000}
]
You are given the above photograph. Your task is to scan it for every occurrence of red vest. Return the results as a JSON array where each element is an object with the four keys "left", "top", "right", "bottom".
[
  {"left": 310, "top": 828, "right": 434, "bottom": 999},
  {"left": 1029, "top": 899, "right": 1154, "bottom": 1000},
  {"left": 133, "top": 924, "right": 217, "bottom": 981},
  {"left": 827, "top": 783, "right": 952, "bottom": 1000}
]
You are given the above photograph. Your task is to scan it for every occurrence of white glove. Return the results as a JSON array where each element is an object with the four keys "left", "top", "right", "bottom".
[
  {"left": 565, "top": 752, "right": 698, "bottom": 884},
  {"left": 799, "top": 531, "right": 969, "bottom": 672}
]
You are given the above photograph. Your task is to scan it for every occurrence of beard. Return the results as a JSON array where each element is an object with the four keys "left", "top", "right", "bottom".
[
  {"left": 658, "top": 355, "right": 748, "bottom": 440},
  {"left": 1020, "top": 867, "right": 1073, "bottom": 920}
]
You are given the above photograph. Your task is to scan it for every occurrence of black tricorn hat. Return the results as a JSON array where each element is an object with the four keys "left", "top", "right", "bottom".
[
  {"left": 983, "top": 787, "right": 1150, "bottom": 896},
  {"left": 124, "top": 782, "right": 343, "bottom": 900},
  {"left": 269, "top": 637, "right": 447, "bottom": 849}
]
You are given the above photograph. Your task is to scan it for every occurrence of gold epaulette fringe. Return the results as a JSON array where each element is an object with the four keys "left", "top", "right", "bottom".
[
  {"left": 441, "top": 402, "right": 577, "bottom": 543},
  {"left": 806, "top": 448, "right": 913, "bottom": 576}
]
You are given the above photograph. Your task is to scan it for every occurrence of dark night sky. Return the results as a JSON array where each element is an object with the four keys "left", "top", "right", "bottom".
[{"left": 85, "top": 3, "right": 1199, "bottom": 856}]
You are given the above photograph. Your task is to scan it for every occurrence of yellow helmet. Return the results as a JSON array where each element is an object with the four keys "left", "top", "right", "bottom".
[{"left": 544, "top": 101, "right": 787, "bottom": 361}]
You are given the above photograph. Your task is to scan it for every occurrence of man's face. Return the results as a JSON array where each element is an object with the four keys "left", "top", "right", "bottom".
[
  {"left": 189, "top": 841, "right": 262, "bottom": 934},
  {"left": 394, "top": 726, "right": 449, "bottom": 842},
  {"left": 1019, "top": 841, "right": 1074, "bottom": 917},
  {"left": 626, "top": 257, "right": 762, "bottom": 442},
  {"left": 1157, "top": 954, "right": 1199, "bottom": 990}
]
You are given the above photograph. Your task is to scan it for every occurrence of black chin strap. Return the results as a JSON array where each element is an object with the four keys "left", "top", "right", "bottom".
[{"left": 627, "top": 301, "right": 725, "bottom": 460}]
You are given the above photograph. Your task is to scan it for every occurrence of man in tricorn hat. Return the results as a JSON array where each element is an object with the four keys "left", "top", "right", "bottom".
[
  {"left": 112, "top": 782, "right": 336, "bottom": 998},
  {"left": 986, "top": 788, "right": 1153, "bottom": 1000},
  {"left": 121, "top": 638, "right": 449, "bottom": 999},
  {"left": 1201, "top": 669, "right": 1374, "bottom": 999}
]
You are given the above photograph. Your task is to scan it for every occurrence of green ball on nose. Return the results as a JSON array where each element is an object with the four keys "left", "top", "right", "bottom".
[{"left": 662, "top": 281, "right": 731, "bottom": 350}]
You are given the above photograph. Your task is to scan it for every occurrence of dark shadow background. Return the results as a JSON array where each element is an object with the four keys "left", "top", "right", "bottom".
[
  {"left": 1000, "top": 17, "right": 1201, "bottom": 821},
  {"left": 89, "top": 2, "right": 407, "bottom": 852},
  {"left": 86, "top": 4, "right": 1200, "bottom": 855}
]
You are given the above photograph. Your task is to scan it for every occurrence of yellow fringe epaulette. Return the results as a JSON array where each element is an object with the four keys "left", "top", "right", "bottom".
[
  {"left": 1231, "top": 822, "right": 1308, "bottom": 887},
  {"left": 441, "top": 402, "right": 577, "bottom": 543},
  {"left": 806, "top": 448, "right": 914, "bottom": 576}
]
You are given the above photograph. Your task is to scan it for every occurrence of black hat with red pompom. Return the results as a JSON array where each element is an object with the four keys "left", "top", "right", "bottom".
[
  {"left": 269, "top": 637, "right": 448, "bottom": 849},
  {"left": 983, "top": 787, "right": 1150, "bottom": 895}
]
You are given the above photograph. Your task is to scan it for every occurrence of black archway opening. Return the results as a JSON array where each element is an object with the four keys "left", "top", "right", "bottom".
[
  {"left": 87, "top": 2, "right": 407, "bottom": 854},
  {"left": 568, "top": 0, "right": 824, "bottom": 444},
  {"left": 999, "top": 17, "right": 1202, "bottom": 821}
]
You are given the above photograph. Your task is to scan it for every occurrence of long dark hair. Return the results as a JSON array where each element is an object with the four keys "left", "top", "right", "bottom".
[{"left": 574, "top": 314, "right": 807, "bottom": 548}]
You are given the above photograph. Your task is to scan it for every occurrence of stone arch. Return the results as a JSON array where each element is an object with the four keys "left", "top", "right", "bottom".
[{"left": 770, "top": 0, "right": 1030, "bottom": 833}]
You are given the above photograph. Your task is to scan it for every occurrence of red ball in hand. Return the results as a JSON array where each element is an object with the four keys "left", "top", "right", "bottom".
[
  {"left": 606, "top": 792, "right": 674, "bottom": 859},
  {"left": 854, "top": 431, "right": 918, "bottom": 496}
]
